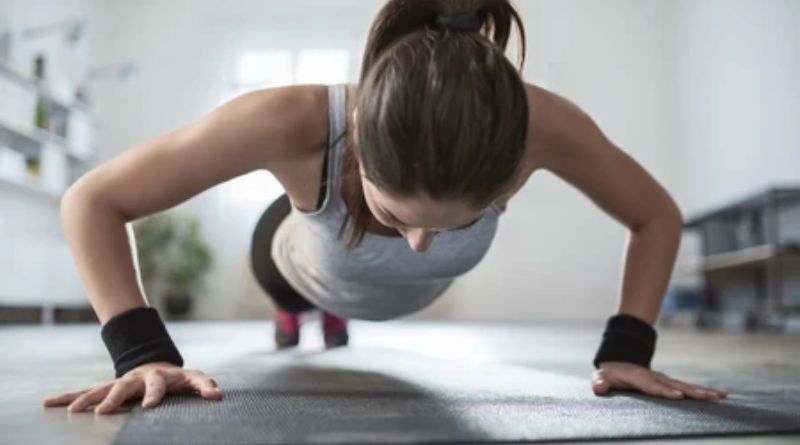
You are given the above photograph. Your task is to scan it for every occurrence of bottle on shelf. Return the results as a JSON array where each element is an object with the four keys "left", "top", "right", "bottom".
[
  {"left": 25, "top": 155, "right": 41, "bottom": 180},
  {"left": 0, "top": 28, "right": 11, "bottom": 61},
  {"left": 33, "top": 53, "right": 46, "bottom": 80},
  {"left": 35, "top": 97, "right": 49, "bottom": 130},
  {"left": 33, "top": 53, "right": 50, "bottom": 131}
]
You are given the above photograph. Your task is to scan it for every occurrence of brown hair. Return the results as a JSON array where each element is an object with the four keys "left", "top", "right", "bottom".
[{"left": 337, "top": 0, "right": 529, "bottom": 250}]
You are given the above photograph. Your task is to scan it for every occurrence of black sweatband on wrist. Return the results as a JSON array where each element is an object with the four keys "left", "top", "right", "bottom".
[
  {"left": 100, "top": 306, "right": 184, "bottom": 378},
  {"left": 593, "top": 313, "right": 657, "bottom": 369}
]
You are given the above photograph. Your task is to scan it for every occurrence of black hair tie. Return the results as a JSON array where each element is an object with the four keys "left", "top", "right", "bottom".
[{"left": 435, "top": 12, "right": 481, "bottom": 31}]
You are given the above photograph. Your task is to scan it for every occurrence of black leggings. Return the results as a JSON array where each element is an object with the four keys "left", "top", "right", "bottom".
[{"left": 250, "top": 193, "right": 318, "bottom": 313}]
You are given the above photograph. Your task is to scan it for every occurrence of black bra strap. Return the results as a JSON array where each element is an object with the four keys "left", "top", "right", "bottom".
[{"left": 315, "top": 142, "right": 330, "bottom": 211}]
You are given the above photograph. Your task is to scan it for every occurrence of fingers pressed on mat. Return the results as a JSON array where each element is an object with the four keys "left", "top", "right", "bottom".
[
  {"left": 142, "top": 371, "right": 168, "bottom": 408},
  {"left": 95, "top": 380, "right": 143, "bottom": 414},
  {"left": 592, "top": 378, "right": 609, "bottom": 392},
  {"left": 635, "top": 376, "right": 683, "bottom": 399},
  {"left": 68, "top": 384, "right": 113, "bottom": 413},
  {"left": 189, "top": 373, "right": 223, "bottom": 399},
  {"left": 656, "top": 373, "right": 726, "bottom": 399},
  {"left": 44, "top": 388, "right": 92, "bottom": 407}
]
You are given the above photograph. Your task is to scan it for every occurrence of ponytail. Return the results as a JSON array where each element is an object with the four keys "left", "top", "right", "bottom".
[{"left": 360, "top": 0, "right": 526, "bottom": 81}]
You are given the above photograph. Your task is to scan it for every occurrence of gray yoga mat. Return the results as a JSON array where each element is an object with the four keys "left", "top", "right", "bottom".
[{"left": 113, "top": 348, "right": 800, "bottom": 444}]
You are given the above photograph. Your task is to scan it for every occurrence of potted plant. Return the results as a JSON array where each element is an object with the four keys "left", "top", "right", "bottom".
[{"left": 133, "top": 211, "right": 213, "bottom": 319}]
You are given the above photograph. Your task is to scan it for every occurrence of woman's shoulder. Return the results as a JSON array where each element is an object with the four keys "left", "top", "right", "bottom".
[
  {"left": 522, "top": 81, "right": 598, "bottom": 171},
  {"left": 239, "top": 84, "right": 330, "bottom": 161},
  {"left": 229, "top": 84, "right": 332, "bottom": 211},
  {"left": 488, "top": 82, "right": 587, "bottom": 211}
]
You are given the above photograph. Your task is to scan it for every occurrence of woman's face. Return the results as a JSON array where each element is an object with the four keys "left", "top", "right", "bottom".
[
  {"left": 353, "top": 107, "right": 487, "bottom": 252},
  {"left": 359, "top": 164, "right": 485, "bottom": 253}
]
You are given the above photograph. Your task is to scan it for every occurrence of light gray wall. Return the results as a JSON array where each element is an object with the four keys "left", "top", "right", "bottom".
[{"left": 672, "top": 0, "right": 800, "bottom": 217}]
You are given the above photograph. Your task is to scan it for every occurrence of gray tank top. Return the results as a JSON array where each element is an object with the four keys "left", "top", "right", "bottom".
[{"left": 271, "top": 83, "right": 505, "bottom": 320}]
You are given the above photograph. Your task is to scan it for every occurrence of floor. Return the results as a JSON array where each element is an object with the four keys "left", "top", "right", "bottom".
[{"left": 1, "top": 317, "right": 799, "bottom": 445}]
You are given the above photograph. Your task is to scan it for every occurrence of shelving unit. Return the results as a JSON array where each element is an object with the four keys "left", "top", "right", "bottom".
[
  {"left": 0, "top": 58, "right": 92, "bottom": 114},
  {"left": 0, "top": 57, "right": 96, "bottom": 201},
  {"left": 683, "top": 187, "right": 800, "bottom": 331},
  {"left": 0, "top": 56, "right": 98, "bottom": 324},
  {"left": 0, "top": 173, "right": 61, "bottom": 201},
  {"left": 0, "top": 113, "right": 95, "bottom": 162}
]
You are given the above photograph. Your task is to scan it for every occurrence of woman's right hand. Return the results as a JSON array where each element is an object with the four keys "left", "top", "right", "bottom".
[{"left": 43, "top": 361, "right": 224, "bottom": 415}]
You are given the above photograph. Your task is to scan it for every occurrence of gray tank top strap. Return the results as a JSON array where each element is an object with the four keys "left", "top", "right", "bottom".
[
  {"left": 325, "top": 83, "right": 348, "bottom": 215},
  {"left": 298, "top": 83, "right": 347, "bottom": 217}
]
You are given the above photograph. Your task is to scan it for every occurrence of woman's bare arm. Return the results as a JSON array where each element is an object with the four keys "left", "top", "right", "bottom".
[
  {"left": 525, "top": 83, "right": 726, "bottom": 400},
  {"left": 525, "top": 84, "right": 682, "bottom": 326},
  {"left": 60, "top": 85, "right": 325, "bottom": 324}
]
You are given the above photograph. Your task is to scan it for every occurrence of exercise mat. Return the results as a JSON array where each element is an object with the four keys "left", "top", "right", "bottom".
[{"left": 113, "top": 347, "right": 800, "bottom": 444}]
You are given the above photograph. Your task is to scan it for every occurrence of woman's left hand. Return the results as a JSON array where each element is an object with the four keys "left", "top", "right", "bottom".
[{"left": 591, "top": 362, "right": 729, "bottom": 400}]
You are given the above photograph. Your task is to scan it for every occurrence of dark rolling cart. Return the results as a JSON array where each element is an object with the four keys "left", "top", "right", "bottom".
[{"left": 683, "top": 187, "right": 800, "bottom": 331}]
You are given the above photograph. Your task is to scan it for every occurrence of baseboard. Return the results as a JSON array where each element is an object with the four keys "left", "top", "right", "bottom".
[{"left": 0, "top": 305, "right": 98, "bottom": 325}]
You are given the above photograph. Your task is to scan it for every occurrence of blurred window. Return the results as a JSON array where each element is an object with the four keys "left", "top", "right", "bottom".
[{"left": 222, "top": 49, "right": 349, "bottom": 209}]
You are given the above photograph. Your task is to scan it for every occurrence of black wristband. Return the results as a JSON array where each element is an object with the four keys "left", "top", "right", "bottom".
[
  {"left": 593, "top": 313, "right": 657, "bottom": 369},
  {"left": 100, "top": 306, "right": 184, "bottom": 378}
]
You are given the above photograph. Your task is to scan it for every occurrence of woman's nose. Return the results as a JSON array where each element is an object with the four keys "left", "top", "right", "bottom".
[{"left": 403, "top": 228, "right": 435, "bottom": 252}]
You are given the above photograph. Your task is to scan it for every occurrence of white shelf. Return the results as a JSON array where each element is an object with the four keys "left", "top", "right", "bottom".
[
  {"left": 0, "top": 173, "right": 62, "bottom": 201},
  {"left": 676, "top": 243, "right": 800, "bottom": 275},
  {"left": 0, "top": 115, "right": 95, "bottom": 165},
  {"left": 0, "top": 58, "right": 96, "bottom": 207},
  {"left": 0, "top": 58, "right": 92, "bottom": 115},
  {"left": 703, "top": 244, "right": 777, "bottom": 271}
]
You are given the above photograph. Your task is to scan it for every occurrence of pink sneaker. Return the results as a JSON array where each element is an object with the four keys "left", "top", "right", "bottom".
[
  {"left": 273, "top": 309, "right": 301, "bottom": 349},
  {"left": 322, "top": 311, "right": 349, "bottom": 349}
]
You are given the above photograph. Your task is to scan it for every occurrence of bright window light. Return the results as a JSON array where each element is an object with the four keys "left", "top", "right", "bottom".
[
  {"left": 226, "top": 170, "right": 285, "bottom": 209},
  {"left": 221, "top": 49, "right": 350, "bottom": 211},
  {"left": 236, "top": 50, "right": 293, "bottom": 88},
  {"left": 296, "top": 49, "right": 350, "bottom": 84}
]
